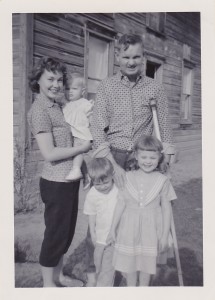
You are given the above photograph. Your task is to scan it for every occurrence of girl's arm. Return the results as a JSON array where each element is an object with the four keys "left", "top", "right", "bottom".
[
  {"left": 88, "top": 215, "right": 97, "bottom": 246},
  {"left": 35, "top": 132, "right": 91, "bottom": 162},
  {"left": 159, "top": 197, "right": 172, "bottom": 253},
  {"left": 106, "top": 198, "right": 125, "bottom": 244}
]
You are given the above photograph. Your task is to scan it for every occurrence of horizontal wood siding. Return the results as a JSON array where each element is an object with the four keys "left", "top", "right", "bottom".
[{"left": 13, "top": 13, "right": 201, "bottom": 206}]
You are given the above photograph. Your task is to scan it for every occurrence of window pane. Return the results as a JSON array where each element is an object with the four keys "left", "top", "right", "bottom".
[
  {"left": 183, "top": 67, "right": 192, "bottom": 95},
  {"left": 88, "top": 36, "right": 109, "bottom": 80},
  {"left": 87, "top": 78, "right": 101, "bottom": 94}
]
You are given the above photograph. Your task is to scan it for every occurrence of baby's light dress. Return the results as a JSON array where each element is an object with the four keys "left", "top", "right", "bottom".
[{"left": 113, "top": 170, "right": 177, "bottom": 275}]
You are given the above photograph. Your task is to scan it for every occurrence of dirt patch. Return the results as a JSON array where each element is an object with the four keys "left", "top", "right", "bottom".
[{"left": 15, "top": 150, "right": 202, "bottom": 287}]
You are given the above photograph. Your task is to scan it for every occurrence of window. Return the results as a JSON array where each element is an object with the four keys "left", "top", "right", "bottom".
[
  {"left": 144, "top": 52, "right": 165, "bottom": 84},
  {"left": 180, "top": 64, "right": 193, "bottom": 124},
  {"left": 84, "top": 24, "right": 115, "bottom": 100},
  {"left": 87, "top": 35, "right": 110, "bottom": 99},
  {"left": 146, "top": 13, "right": 166, "bottom": 35},
  {"left": 180, "top": 44, "right": 195, "bottom": 125},
  {"left": 146, "top": 61, "right": 162, "bottom": 82}
]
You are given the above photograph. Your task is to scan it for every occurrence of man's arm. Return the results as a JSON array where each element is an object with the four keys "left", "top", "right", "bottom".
[
  {"left": 91, "top": 81, "right": 126, "bottom": 188},
  {"left": 91, "top": 81, "right": 110, "bottom": 149},
  {"left": 156, "top": 85, "right": 175, "bottom": 162}
]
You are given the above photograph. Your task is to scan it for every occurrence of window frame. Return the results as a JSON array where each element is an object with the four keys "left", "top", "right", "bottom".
[
  {"left": 144, "top": 51, "right": 165, "bottom": 83},
  {"left": 146, "top": 12, "right": 166, "bottom": 36},
  {"left": 180, "top": 59, "right": 195, "bottom": 125}
]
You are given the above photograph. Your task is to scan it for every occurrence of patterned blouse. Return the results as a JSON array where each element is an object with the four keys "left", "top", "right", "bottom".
[
  {"left": 91, "top": 72, "right": 174, "bottom": 154},
  {"left": 27, "top": 94, "right": 74, "bottom": 182}
]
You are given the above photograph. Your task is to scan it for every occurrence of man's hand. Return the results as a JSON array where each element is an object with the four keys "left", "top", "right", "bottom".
[{"left": 113, "top": 163, "right": 126, "bottom": 189}]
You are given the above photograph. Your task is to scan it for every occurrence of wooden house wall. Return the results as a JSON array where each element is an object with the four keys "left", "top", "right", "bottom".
[
  {"left": 12, "top": 13, "right": 201, "bottom": 204},
  {"left": 13, "top": 14, "right": 20, "bottom": 138}
]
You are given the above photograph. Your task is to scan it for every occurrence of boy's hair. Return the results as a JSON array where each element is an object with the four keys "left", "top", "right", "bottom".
[
  {"left": 29, "top": 56, "right": 67, "bottom": 93},
  {"left": 117, "top": 34, "right": 144, "bottom": 52},
  {"left": 87, "top": 158, "right": 114, "bottom": 183},
  {"left": 134, "top": 134, "right": 168, "bottom": 173},
  {"left": 66, "top": 72, "right": 86, "bottom": 89}
]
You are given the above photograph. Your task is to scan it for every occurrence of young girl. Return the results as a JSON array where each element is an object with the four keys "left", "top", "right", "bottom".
[
  {"left": 62, "top": 72, "right": 93, "bottom": 184},
  {"left": 107, "top": 134, "right": 177, "bottom": 286}
]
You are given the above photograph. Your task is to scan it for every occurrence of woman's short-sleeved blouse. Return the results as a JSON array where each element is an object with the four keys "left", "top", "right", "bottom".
[{"left": 27, "top": 94, "right": 74, "bottom": 182}]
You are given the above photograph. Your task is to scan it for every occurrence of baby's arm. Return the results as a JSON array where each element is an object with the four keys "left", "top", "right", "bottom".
[
  {"left": 86, "top": 99, "right": 94, "bottom": 124},
  {"left": 89, "top": 215, "right": 97, "bottom": 246}
]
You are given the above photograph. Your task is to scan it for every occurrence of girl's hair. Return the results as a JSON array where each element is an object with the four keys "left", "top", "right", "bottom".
[
  {"left": 66, "top": 72, "right": 86, "bottom": 89},
  {"left": 87, "top": 158, "right": 114, "bottom": 183},
  {"left": 134, "top": 134, "right": 168, "bottom": 173},
  {"left": 29, "top": 56, "right": 67, "bottom": 93}
]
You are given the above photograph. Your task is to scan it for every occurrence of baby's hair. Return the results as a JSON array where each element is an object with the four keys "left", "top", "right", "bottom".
[
  {"left": 134, "top": 134, "right": 168, "bottom": 173},
  {"left": 87, "top": 158, "right": 114, "bottom": 183},
  {"left": 66, "top": 72, "right": 86, "bottom": 89},
  {"left": 117, "top": 33, "right": 145, "bottom": 53}
]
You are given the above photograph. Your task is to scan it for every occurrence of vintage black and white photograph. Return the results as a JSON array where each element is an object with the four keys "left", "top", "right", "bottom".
[
  {"left": 12, "top": 11, "right": 203, "bottom": 288},
  {"left": 1, "top": 0, "right": 215, "bottom": 299}
]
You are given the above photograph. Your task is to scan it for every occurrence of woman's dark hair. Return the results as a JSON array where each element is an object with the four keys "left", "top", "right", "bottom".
[
  {"left": 134, "top": 134, "right": 168, "bottom": 173},
  {"left": 29, "top": 56, "right": 67, "bottom": 93}
]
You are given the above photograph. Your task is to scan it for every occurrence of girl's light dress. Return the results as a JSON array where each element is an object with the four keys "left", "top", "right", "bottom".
[{"left": 113, "top": 170, "right": 177, "bottom": 275}]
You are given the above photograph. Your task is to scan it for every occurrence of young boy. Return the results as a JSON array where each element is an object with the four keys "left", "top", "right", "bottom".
[
  {"left": 83, "top": 158, "right": 118, "bottom": 286},
  {"left": 63, "top": 72, "right": 93, "bottom": 185}
]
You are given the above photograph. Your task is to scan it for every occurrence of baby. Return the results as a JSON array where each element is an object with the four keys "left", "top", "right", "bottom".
[{"left": 63, "top": 72, "right": 93, "bottom": 183}]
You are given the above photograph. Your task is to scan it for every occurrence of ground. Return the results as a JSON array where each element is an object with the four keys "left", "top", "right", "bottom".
[{"left": 14, "top": 150, "right": 202, "bottom": 287}]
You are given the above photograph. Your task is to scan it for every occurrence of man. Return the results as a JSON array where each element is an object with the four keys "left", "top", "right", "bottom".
[
  {"left": 91, "top": 33, "right": 174, "bottom": 187},
  {"left": 87, "top": 33, "right": 175, "bottom": 286}
]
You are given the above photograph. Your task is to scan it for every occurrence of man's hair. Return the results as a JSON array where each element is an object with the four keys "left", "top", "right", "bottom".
[
  {"left": 118, "top": 34, "right": 144, "bottom": 52},
  {"left": 87, "top": 158, "right": 114, "bottom": 183}
]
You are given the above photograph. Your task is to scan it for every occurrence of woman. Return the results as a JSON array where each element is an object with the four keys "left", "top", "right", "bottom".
[{"left": 27, "top": 56, "right": 91, "bottom": 287}]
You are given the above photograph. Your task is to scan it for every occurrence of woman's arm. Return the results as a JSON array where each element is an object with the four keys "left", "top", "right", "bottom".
[{"left": 35, "top": 132, "right": 91, "bottom": 162}]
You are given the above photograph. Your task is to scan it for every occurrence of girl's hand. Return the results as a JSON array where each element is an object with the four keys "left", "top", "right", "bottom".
[
  {"left": 158, "top": 236, "right": 169, "bottom": 253},
  {"left": 106, "top": 230, "right": 116, "bottom": 245}
]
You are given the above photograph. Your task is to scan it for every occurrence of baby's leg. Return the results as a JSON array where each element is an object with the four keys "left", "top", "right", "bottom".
[
  {"left": 139, "top": 272, "right": 151, "bottom": 286},
  {"left": 126, "top": 272, "right": 138, "bottom": 286},
  {"left": 72, "top": 153, "right": 84, "bottom": 169},
  {"left": 65, "top": 139, "right": 90, "bottom": 181}
]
